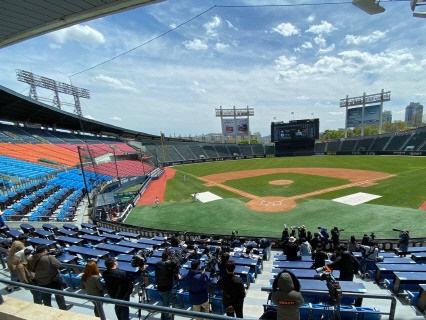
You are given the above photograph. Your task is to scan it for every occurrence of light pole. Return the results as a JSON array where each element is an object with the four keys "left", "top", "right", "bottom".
[
  {"left": 109, "top": 146, "right": 121, "bottom": 187},
  {"left": 77, "top": 146, "right": 92, "bottom": 207}
]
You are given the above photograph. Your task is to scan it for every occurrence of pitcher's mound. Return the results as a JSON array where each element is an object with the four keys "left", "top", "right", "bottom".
[
  {"left": 269, "top": 180, "right": 293, "bottom": 186},
  {"left": 246, "top": 196, "right": 297, "bottom": 212}
]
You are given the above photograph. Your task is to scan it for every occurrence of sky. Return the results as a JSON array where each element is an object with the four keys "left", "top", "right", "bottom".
[{"left": 0, "top": 0, "right": 426, "bottom": 138}]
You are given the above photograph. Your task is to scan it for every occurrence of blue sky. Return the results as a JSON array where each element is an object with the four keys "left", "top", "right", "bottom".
[{"left": 0, "top": 0, "right": 425, "bottom": 137}]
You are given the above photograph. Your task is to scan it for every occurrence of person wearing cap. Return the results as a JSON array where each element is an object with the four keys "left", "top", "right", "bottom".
[
  {"left": 284, "top": 236, "right": 299, "bottom": 261},
  {"left": 186, "top": 260, "right": 210, "bottom": 319},
  {"left": 27, "top": 244, "right": 73, "bottom": 310},
  {"left": 271, "top": 270, "right": 304, "bottom": 320},
  {"left": 14, "top": 248, "right": 42, "bottom": 304},
  {"left": 6, "top": 234, "right": 27, "bottom": 292}
]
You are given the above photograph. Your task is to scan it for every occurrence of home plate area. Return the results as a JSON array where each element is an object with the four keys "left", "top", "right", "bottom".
[
  {"left": 192, "top": 191, "right": 222, "bottom": 203},
  {"left": 333, "top": 192, "right": 382, "bottom": 206}
]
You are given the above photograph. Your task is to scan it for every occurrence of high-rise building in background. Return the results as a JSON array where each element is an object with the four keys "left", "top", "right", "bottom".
[
  {"left": 382, "top": 110, "right": 392, "bottom": 123},
  {"left": 405, "top": 102, "right": 424, "bottom": 127}
]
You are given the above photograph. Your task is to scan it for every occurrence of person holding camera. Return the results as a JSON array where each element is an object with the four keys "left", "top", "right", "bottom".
[
  {"left": 359, "top": 242, "right": 380, "bottom": 276},
  {"left": 27, "top": 244, "right": 73, "bottom": 310},
  {"left": 331, "top": 227, "right": 343, "bottom": 251},
  {"left": 271, "top": 270, "right": 304, "bottom": 320},
  {"left": 186, "top": 260, "right": 210, "bottom": 319},
  {"left": 284, "top": 236, "right": 299, "bottom": 261},
  {"left": 398, "top": 230, "right": 410, "bottom": 255},
  {"left": 103, "top": 257, "right": 145, "bottom": 320},
  {"left": 155, "top": 250, "right": 182, "bottom": 320},
  {"left": 217, "top": 260, "right": 246, "bottom": 318},
  {"left": 326, "top": 245, "right": 360, "bottom": 281}
]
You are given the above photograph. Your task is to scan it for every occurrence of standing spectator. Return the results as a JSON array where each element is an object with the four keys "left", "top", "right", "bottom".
[
  {"left": 81, "top": 261, "right": 105, "bottom": 319},
  {"left": 170, "top": 233, "right": 180, "bottom": 247},
  {"left": 28, "top": 244, "right": 73, "bottom": 310},
  {"left": 331, "top": 227, "right": 341, "bottom": 250},
  {"left": 311, "top": 244, "right": 328, "bottom": 269},
  {"left": 299, "top": 238, "right": 312, "bottom": 256},
  {"left": 217, "top": 260, "right": 246, "bottom": 318},
  {"left": 218, "top": 252, "right": 230, "bottom": 278},
  {"left": 155, "top": 250, "right": 181, "bottom": 320},
  {"left": 6, "top": 234, "right": 27, "bottom": 292},
  {"left": 103, "top": 257, "right": 144, "bottom": 320},
  {"left": 326, "top": 246, "right": 360, "bottom": 281},
  {"left": 359, "top": 242, "right": 379, "bottom": 275},
  {"left": 306, "top": 231, "right": 313, "bottom": 243},
  {"left": 284, "top": 237, "right": 300, "bottom": 261},
  {"left": 319, "top": 228, "right": 330, "bottom": 249},
  {"left": 398, "top": 230, "right": 410, "bottom": 255},
  {"left": 186, "top": 260, "right": 210, "bottom": 318},
  {"left": 309, "top": 233, "right": 322, "bottom": 252},
  {"left": 271, "top": 270, "right": 304, "bottom": 320},
  {"left": 14, "top": 248, "right": 42, "bottom": 304},
  {"left": 348, "top": 236, "right": 359, "bottom": 253},
  {"left": 259, "top": 238, "right": 272, "bottom": 261},
  {"left": 297, "top": 225, "right": 307, "bottom": 242},
  {"left": 281, "top": 225, "right": 290, "bottom": 244}
]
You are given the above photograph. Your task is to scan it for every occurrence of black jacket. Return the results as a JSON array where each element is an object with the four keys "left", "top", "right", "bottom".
[
  {"left": 155, "top": 260, "right": 176, "bottom": 291},
  {"left": 102, "top": 268, "right": 140, "bottom": 300},
  {"left": 217, "top": 274, "right": 245, "bottom": 306}
]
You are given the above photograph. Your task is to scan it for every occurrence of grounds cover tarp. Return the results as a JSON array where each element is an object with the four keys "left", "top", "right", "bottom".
[{"left": 332, "top": 192, "right": 381, "bottom": 206}]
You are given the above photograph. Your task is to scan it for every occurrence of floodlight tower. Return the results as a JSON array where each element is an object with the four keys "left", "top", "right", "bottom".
[{"left": 16, "top": 69, "right": 90, "bottom": 116}]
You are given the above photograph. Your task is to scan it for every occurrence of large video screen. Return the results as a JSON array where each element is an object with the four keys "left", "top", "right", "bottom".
[{"left": 271, "top": 118, "right": 319, "bottom": 143}]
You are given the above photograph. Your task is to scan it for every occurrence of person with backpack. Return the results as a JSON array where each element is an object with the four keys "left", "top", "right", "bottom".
[{"left": 326, "top": 245, "right": 360, "bottom": 281}]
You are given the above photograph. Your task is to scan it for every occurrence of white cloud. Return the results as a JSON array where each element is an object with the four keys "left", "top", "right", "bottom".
[
  {"left": 50, "top": 24, "right": 105, "bottom": 45},
  {"left": 110, "top": 116, "right": 122, "bottom": 121},
  {"left": 204, "top": 15, "right": 221, "bottom": 37},
  {"left": 306, "top": 21, "right": 336, "bottom": 35},
  {"left": 275, "top": 55, "right": 297, "bottom": 70},
  {"left": 345, "top": 30, "right": 388, "bottom": 45},
  {"left": 49, "top": 43, "right": 61, "bottom": 49},
  {"left": 307, "top": 14, "right": 315, "bottom": 22},
  {"left": 191, "top": 81, "right": 207, "bottom": 94},
  {"left": 93, "top": 74, "right": 138, "bottom": 93},
  {"left": 314, "top": 35, "right": 326, "bottom": 47},
  {"left": 216, "top": 42, "right": 230, "bottom": 52},
  {"left": 318, "top": 43, "right": 335, "bottom": 54},
  {"left": 184, "top": 38, "right": 208, "bottom": 50},
  {"left": 273, "top": 23, "right": 299, "bottom": 37}
]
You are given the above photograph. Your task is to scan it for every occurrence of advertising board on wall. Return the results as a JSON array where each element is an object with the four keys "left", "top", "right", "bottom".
[{"left": 221, "top": 118, "right": 248, "bottom": 136}]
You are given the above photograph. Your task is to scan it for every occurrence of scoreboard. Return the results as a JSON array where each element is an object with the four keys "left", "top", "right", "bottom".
[{"left": 271, "top": 118, "right": 319, "bottom": 143}]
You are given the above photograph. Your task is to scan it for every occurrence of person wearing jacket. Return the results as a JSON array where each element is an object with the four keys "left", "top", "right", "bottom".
[
  {"left": 186, "top": 260, "right": 210, "bottom": 319},
  {"left": 326, "top": 245, "right": 360, "bottom": 281},
  {"left": 271, "top": 270, "right": 304, "bottom": 320},
  {"left": 6, "top": 234, "right": 27, "bottom": 292},
  {"left": 14, "top": 248, "right": 42, "bottom": 304},
  {"left": 81, "top": 261, "right": 105, "bottom": 319},
  {"left": 27, "top": 244, "right": 73, "bottom": 310}
]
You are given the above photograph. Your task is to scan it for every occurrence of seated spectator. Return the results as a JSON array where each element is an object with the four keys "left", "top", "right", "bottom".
[
  {"left": 311, "top": 244, "right": 328, "bottom": 269},
  {"left": 187, "top": 249, "right": 199, "bottom": 261},
  {"left": 299, "top": 238, "right": 312, "bottom": 256},
  {"left": 348, "top": 235, "right": 359, "bottom": 253}
]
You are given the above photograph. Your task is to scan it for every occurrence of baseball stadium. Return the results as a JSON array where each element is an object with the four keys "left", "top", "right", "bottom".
[{"left": 0, "top": 1, "right": 426, "bottom": 320}]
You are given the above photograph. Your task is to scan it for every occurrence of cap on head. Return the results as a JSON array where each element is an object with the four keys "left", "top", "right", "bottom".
[{"left": 288, "top": 236, "right": 296, "bottom": 243}]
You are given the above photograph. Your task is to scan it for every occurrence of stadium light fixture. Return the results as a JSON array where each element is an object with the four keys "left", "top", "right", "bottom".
[{"left": 352, "top": 0, "right": 385, "bottom": 15}]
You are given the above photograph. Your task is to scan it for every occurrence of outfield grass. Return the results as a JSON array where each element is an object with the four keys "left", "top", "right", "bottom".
[{"left": 125, "top": 155, "right": 426, "bottom": 239}]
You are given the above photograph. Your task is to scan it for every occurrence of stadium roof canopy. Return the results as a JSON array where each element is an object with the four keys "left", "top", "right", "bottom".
[
  {"left": 0, "top": 85, "right": 158, "bottom": 140},
  {"left": 0, "top": 0, "right": 163, "bottom": 49}
]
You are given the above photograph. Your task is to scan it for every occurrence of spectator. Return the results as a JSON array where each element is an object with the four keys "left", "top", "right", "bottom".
[
  {"left": 361, "top": 234, "right": 370, "bottom": 246},
  {"left": 284, "top": 237, "right": 299, "bottom": 261},
  {"left": 155, "top": 250, "right": 181, "bottom": 320},
  {"left": 299, "top": 238, "right": 312, "bottom": 256},
  {"left": 259, "top": 237, "right": 272, "bottom": 261},
  {"left": 309, "top": 233, "right": 322, "bottom": 252},
  {"left": 331, "top": 227, "right": 342, "bottom": 250},
  {"left": 170, "top": 233, "right": 180, "bottom": 247},
  {"left": 398, "top": 230, "right": 410, "bottom": 255},
  {"left": 217, "top": 260, "right": 246, "bottom": 318},
  {"left": 306, "top": 231, "right": 313, "bottom": 243},
  {"left": 326, "top": 246, "right": 360, "bottom": 281},
  {"left": 348, "top": 236, "right": 359, "bottom": 253},
  {"left": 218, "top": 252, "right": 230, "bottom": 278},
  {"left": 281, "top": 225, "right": 290, "bottom": 243},
  {"left": 187, "top": 249, "right": 199, "bottom": 261},
  {"left": 297, "top": 225, "right": 307, "bottom": 242},
  {"left": 319, "top": 228, "right": 329, "bottom": 249},
  {"left": 14, "top": 248, "right": 42, "bottom": 304},
  {"left": 28, "top": 244, "right": 73, "bottom": 310},
  {"left": 6, "top": 234, "right": 27, "bottom": 292},
  {"left": 311, "top": 244, "right": 328, "bottom": 269},
  {"left": 81, "top": 261, "right": 105, "bottom": 319},
  {"left": 359, "top": 242, "right": 380, "bottom": 275},
  {"left": 103, "top": 257, "right": 144, "bottom": 320},
  {"left": 271, "top": 270, "right": 304, "bottom": 320},
  {"left": 186, "top": 260, "right": 210, "bottom": 319}
]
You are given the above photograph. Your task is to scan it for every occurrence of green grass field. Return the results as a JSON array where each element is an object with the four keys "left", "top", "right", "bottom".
[{"left": 124, "top": 155, "right": 426, "bottom": 239}]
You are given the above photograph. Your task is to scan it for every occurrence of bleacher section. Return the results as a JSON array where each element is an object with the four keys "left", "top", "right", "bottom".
[
  {"left": 370, "top": 136, "right": 391, "bottom": 151},
  {"left": 384, "top": 134, "right": 412, "bottom": 151},
  {"left": 84, "top": 160, "right": 153, "bottom": 178},
  {"left": 339, "top": 139, "right": 358, "bottom": 152},
  {"left": 355, "top": 137, "right": 374, "bottom": 151},
  {"left": 403, "top": 131, "right": 426, "bottom": 150},
  {"left": 214, "top": 145, "right": 231, "bottom": 157},
  {"left": 326, "top": 141, "right": 340, "bottom": 152}
]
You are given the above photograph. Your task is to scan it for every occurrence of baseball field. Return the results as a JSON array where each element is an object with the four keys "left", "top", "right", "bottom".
[{"left": 125, "top": 155, "right": 426, "bottom": 239}]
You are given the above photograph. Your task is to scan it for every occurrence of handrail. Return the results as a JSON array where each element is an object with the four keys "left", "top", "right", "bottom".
[{"left": 260, "top": 286, "right": 397, "bottom": 320}]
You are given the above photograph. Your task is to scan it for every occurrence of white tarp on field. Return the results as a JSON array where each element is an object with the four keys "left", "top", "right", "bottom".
[
  {"left": 192, "top": 191, "right": 222, "bottom": 203},
  {"left": 332, "top": 192, "right": 381, "bottom": 206}
]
